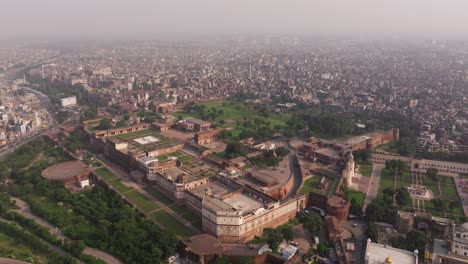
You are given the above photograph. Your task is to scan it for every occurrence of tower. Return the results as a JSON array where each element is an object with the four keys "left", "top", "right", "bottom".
[{"left": 343, "top": 152, "right": 355, "bottom": 186}]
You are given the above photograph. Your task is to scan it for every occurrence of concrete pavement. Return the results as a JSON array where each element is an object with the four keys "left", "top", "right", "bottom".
[{"left": 362, "top": 163, "right": 384, "bottom": 212}]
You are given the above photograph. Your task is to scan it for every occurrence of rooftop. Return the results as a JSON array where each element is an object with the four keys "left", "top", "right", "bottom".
[{"left": 366, "top": 241, "right": 417, "bottom": 264}]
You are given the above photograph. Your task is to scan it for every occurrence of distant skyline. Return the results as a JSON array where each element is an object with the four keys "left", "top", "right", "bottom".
[{"left": 1, "top": 0, "right": 468, "bottom": 40}]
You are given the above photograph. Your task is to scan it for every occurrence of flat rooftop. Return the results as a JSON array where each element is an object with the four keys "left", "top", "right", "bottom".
[
  {"left": 314, "top": 147, "right": 341, "bottom": 158},
  {"left": 223, "top": 193, "right": 265, "bottom": 213},
  {"left": 110, "top": 129, "right": 182, "bottom": 152},
  {"left": 344, "top": 134, "right": 372, "bottom": 145},
  {"left": 191, "top": 180, "right": 234, "bottom": 199},
  {"left": 366, "top": 242, "right": 417, "bottom": 264}
]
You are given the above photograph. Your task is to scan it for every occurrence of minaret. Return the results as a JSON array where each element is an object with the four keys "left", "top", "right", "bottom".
[{"left": 343, "top": 152, "right": 355, "bottom": 186}]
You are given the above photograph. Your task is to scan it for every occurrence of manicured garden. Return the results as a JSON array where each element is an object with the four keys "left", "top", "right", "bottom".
[
  {"left": 300, "top": 176, "right": 323, "bottom": 195},
  {"left": 358, "top": 164, "right": 373, "bottom": 177},
  {"left": 149, "top": 211, "right": 195, "bottom": 239},
  {"left": 125, "top": 190, "right": 160, "bottom": 213}
]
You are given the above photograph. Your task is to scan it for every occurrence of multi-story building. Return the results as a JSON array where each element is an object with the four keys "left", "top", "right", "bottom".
[{"left": 148, "top": 170, "right": 306, "bottom": 243}]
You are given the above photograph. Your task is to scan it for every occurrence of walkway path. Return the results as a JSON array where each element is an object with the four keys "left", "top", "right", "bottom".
[
  {"left": 11, "top": 197, "right": 123, "bottom": 264},
  {"left": 363, "top": 163, "right": 384, "bottom": 212}
]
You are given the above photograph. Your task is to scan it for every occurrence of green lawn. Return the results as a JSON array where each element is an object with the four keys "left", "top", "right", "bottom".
[
  {"left": 348, "top": 191, "right": 366, "bottom": 207},
  {"left": 125, "top": 190, "right": 160, "bottom": 213},
  {"left": 0, "top": 232, "right": 48, "bottom": 263},
  {"left": 380, "top": 168, "right": 395, "bottom": 190},
  {"left": 143, "top": 186, "right": 174, "bottom": 206},
  {"left": 149, "top": 211, "right": 195, "bottom": 239},
  {"left": 441, "top": 184, "right": 458, "bottom": 198},
  {"left": 107, "top": 179, "right": 134, "bottom": 193},
  {"left": 143, "top": 187, "right": 201, "bottom": 229},
  {"left": 397, "top": 171, "right": 412, "bottom": 188},
  {"left": 359, "top": 164, "right": 373, "bottom": 177},
  {"left": 176, "top": 100, "right": 289, "bottom": 137},
  {"left": 300, "top": 176, "right": 323, "bottom": 195},
  {"left": 94, "top": 168, "right": 119, "bottom": 181},
  {"left": 328, "top": 178, "right": 341, "bottom": 198}
]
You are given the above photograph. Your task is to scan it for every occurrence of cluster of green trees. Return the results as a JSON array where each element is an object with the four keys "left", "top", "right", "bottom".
[
  {"left": 231, "top": 91, "right": 261, "bottom": 102},
  {"left": 365, "top": 187, "right": 411, "bottom": 223},
  {"left": 224, "top": 142, "right": 245, "bottom": 159},
  {"left": 384, "top": 159, "right": 409, "bottom": 172},
  {"left": 95, "top": 118, "right": 113, "bottom": 130},
  {"left": 1, "top": 139, "right": 178, "bottom": 263},
  {"left": 61, "top": 130, "right": 87, "bottom": 153},
  {"left": 285, "top": 110, "right": 358, "bottom": 138},
  {"left": 238, "top": 117, "right": 275, "bottom": 140},
  {"left": 352, "top": 149, "right": 371, "bottom": 164},
  {"left": 183, "top": 103, "right": 225, "bottom": 121},
  {"left": 391, "top": 230, "right": 425, "bottom": 256},
  {"left": 249, "top": 150, "right": 281, "bottom": 169},
  {"left": 136, "top": 110, "right": 161, "bottom": 123},
  {"left": 298, "top": 211, "right": 323, "bottom": 236},
  {"left": 427, "top": 168, "right": 439, "bottom": 181},
  {"left": 0, "top": 221, "right": 50, "bottom": 254}
]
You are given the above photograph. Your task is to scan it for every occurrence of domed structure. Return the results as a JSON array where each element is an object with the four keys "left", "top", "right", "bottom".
[{"left": 385, "top": 256, "right": 392, "bottom": 263}]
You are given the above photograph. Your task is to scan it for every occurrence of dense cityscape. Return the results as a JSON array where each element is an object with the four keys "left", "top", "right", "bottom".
[{"left": 1, "top": 1, "right": 468, "bottom": 264}]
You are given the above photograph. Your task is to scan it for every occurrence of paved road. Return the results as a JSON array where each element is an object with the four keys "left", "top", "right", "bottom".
[
  {"left": 363, "top": 163, "right": 384, "bottom": 212},
  {"left": 287, "top": 150, "right": 303, "bottom": 198},
  {"left": 290, "top": 224, "right": 311, "bottom": 264},
  {"left": 11, "top": 197, "right": 123, "bottom": 264}
]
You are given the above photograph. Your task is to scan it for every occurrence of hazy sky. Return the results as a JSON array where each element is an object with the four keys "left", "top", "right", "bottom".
[{"left": 1, "top": 0, "right": 468, "bottom": 39}]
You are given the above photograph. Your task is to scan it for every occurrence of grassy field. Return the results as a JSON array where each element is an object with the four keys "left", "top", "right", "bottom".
[
  {"left": 0, "top": 232, "right": 47, "bottom": 263},
  {"left": 149, "top": 211, "right": 195, "bottom": 239},
  {"left": 176, "top": 100, "right": 289, "bottom": 135},
  {"left": 143, "top": 186, "right": 202, "bottom": 230},
  {"left": 348, "top": 191, "right": 366, "bottom": 207},
  {"left": 94, "top": 168, "right": 119, "bottom": 181},
  {"left": 125, "top": 190, "right": 160, "bottom": 213},
  {"left": 359, "top": 164, "right": 373, "bottom": 177},
  {"left": 300, "top": 176, "right": 322, "bottom": 195},
  {"left": 143, "top": 186, "right": 174, "bottom": 206},
  {"left": 107, "top": 179, "right": 134, "bottom": 193},
  {"left": 441, "top": 177, "right": 459, "bottom": 198},
  {"left": 380, "top": 168, "right": 395, "bottom": 190},
  {"left": 397, "top": 171, "right": 412, "bottom": 188},
  {"left": 422, "top": 175, "right": 440, "bottom": 196}
]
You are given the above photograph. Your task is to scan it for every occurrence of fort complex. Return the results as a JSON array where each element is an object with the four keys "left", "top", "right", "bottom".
[{"left": 88, "top": 123, "right": 307, "bottom": 242}]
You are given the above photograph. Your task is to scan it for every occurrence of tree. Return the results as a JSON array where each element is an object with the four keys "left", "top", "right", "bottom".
[
  {"left": 275, "top": 146, "right": 290, "bottom": 157},
  {"left": 350, "top": 198, "right": 362, "bottom": 216},
  {"left": 264, "top": 228, "right": 283, "bottom": 253},
  {"left": 395, "top": 187, "right": 411, "bottom": 207},
  {"left": 280, "top": 224, "right": 294, "bottom": 241},
  {"left": 96, "top": 118, "right": 113, "bottom": 130},
  {"left": 225, "top": 142, "right": 245, "bottom": 159},
  {"left": 427, "top": 168, "right": 439, "bottom": 182},
  {"left": 213, "top": 255, "right": 230, "bottom": 264},
  {"left": 365, "top": 223, "right": 378, "bottom": 241},
  {"left": 316, "top": 243, "right": 330, "bottom": 257},
  {"left": 365, "top": 201, "right": 386, "bottom": 222},
  {"left": 239, "top": 256, "right": 253, "bottom": 264},
  {"left": 300, "top": 212, "right": 323, "bottom": 235}
]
